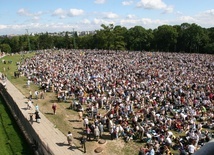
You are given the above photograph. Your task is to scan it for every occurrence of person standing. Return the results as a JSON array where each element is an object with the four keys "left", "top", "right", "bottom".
[
  {"left": 29, "top": 90, "right": 32, "bottom": 100},
  {"left": 78, "top": 110, "right": 83, "bottom": 122},
  {"left": 35, "top": 110, "right": 41, "bottom": 123},
  {"left": 52, "top": 103, "right": 57, "bottom": 114},
  {"left": 81, "top": 135, "right": 87, "bottom": 153},
  {"left": 67, "top": 131, "right": 73, "bottom": 146},
  {"left": 94, "top": 126, "right": 100, "bottom": 141},
  {"left": 35, "top": 104, "right": 39, "bottom": 112},
  {"left": 86, "top": 126, "right": 91, "bottom": 141},
  {"left": 34, "top": 90, "right": 39, "bottom": 99},
  {"left": 83, "top": 116, "right": 89, "bottom": 129},
  {"left": 98, "top": 122, "right": 104, "bottom": 138}
]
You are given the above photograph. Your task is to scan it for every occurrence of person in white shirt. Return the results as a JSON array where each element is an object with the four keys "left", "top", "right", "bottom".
[
  {"left": 188, "top": 144, "right": 195, "bottom": 155},
  {"left": 83, "top": 116, "right": 89, "bottom": 129}
]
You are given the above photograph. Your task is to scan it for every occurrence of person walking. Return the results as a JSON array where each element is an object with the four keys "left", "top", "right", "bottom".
[
  {"left": 27, "top": 99, "right": 32, "bottom": 110},
  {"left": 52, "top": 103, "right": 57, "bottom": 114},
  {"left": 67, "top": 131, "right": 73, "bottom": 146}
]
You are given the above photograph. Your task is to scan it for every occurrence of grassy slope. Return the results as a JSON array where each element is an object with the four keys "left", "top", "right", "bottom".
[{"left": 0, "top": 97, "right": 34, "bottom": 155}]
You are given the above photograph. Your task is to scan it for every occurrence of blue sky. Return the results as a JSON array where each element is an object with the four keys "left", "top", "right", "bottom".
[{"left": 0, "top": 0, "right": 214, "bottom": 35}]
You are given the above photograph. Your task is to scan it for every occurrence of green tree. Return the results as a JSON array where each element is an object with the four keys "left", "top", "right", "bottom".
[
  {"left": 153, "top": 25, "right": 178, "bottom": 52},
  {"left": 64, "top": 32, "right": 72, "bottom": 49},
  {"left": 77, "top": 34, "right": 94, "bottom": 49},
  {"left": 53, "top": 36, "right": 64, "bottom": 49},
  {"left": 179, "top": 23, "right": 208, "bottom": 53},
  {"left": 10, "top": 36, "right": 20, "bottom": 53},
  {"left": 127, "top": 26, "right": 152, "bottom": 51},
  {"left": 112, "top": 25, "right": 127, "bottom": 50},
  {"left": 95, "top": 24, "right": 114, "bottom": 50},
  {"left": 204, "top": 27, "right": 214, "bottom": 54},
  {"left": 38, "top": 32, "right": 54, "bottom": 49},
  {"left": 0, "top": 43, "right": 11, "bottom": 53}
]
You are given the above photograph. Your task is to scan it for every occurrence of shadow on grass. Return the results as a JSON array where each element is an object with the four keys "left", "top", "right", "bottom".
[
  {"left": 44, "top": 112, "right": 54, "bottom": 115},
  {"left": 50, "top": 99, "right": 58, "bottom": 103},
  {"left": 99, "top": 134, "right": 112, "bottom": 140},
  {"left": 77, "top": 131, "right": 85, "bottom": 135},
  {"left": 73, "top": 127, "right": 83, "bottom": 130},
  {"left": 68, "top": 119, "right": 79, "bottom": 123},
  {"left": 68, "top": 145, "right": 84, "bottom": 152}
]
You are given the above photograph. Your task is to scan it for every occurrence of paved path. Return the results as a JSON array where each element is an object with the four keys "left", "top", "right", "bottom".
[{"left": 0, "top": 76, "right": 83, "bottom": 155}]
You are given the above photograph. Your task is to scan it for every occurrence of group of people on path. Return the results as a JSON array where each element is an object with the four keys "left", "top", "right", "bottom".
[{"left": 18, "top": 49, "right": 213, "bottom": 155}]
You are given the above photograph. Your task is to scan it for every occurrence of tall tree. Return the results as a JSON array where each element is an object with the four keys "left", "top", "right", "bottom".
[
  {"left": 112, "top": 25, "right": 127, "bottom": 50},
  {"left": 154, "top": 25, "right": 178, "bottom": 52},
  {"left": 127, "top": 26, "right": 150, "bottom": 51},
  {"left": 38, "top": 32, "right": 53, "bottom": 49},
  {"left": 0, "top": 43, "right": 11, "bottom": 53},
  {"left": 10, "top": 36, "right": 20, "bottom": 53}
]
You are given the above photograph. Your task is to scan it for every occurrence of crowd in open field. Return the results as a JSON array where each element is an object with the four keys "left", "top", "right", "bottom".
[{"left": 17, "top": 49, "right": 214, "bottom": 155}]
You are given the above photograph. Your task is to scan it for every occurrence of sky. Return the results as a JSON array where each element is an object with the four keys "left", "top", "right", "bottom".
[{"left": 0, "top": 0, "right": 214, "bottom": 35}]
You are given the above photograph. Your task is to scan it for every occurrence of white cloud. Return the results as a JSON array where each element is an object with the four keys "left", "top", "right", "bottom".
[
  {"left": 94, "top": 0, "right": 106, "bottom": 4},
  {"left": 93, "top": 18, "right": 115, "bottom": 25},
  {"left": 103, "top": 12, "right": 119, "bottom": 19},
  {"left": 122, "top": 1, "right": 133, "bottom": 6},
  {"left": 17, "top": 8, "right": 32, "bottom": 16},
  {"left": 162, "top": 5, "right": 173, "bottom": 14},
  {"left": 120, "top": 17, "right": 167, "bottom": 29},
  {"left": 198, "top": 9, "right": 214, "bottom": 17},
  {"left": 126, "top": 14, "right": 136, "bottom": 19},
  {"left": 178, "top": 16, "right": 196, "bottom": 23},
  {"left": 68, "top": 9, "right": 84, "bottom": 17},
  {"left": 81, "top": 19, "right": 91, "bottom": 24},
  {"left": 17, "top": 8, "right": 43, "bottom": 16},
  {"left": 136, "top": 0, "right": 173, "bottom": 13},
  {"left": 0, "top": 25, "right": 7, "bottom": 29},
  {"left": 52, "top": 8, "right": 65, "bottom": 16},
  {"left": 32, "top": 16, "right": 40, "bottom": 21}
]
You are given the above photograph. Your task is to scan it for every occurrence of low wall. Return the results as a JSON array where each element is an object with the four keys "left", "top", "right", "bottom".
[{"left": 0, "top": 83, "right": 53, "bottom": 155}]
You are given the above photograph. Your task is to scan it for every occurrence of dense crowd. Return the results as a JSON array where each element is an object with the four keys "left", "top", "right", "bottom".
[{"left": 18, "top": 49, "right": 214, "bottom": 155}]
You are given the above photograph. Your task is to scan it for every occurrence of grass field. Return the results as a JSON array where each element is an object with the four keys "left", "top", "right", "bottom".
[{"left": 0, "top": 96, "right": 34, "bottom": 155}]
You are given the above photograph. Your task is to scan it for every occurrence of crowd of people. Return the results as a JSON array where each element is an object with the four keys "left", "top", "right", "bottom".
[{"left": 18, "top": 49, "right": 214, "bottom": 155}]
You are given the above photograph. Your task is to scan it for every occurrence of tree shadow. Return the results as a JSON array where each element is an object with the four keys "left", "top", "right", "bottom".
[{"left": 73, "top": 127, "right": 83, "bottom": 130}]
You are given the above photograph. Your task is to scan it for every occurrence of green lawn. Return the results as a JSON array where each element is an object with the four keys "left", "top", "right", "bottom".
[{"left": 0, "top": 97, "right": 34, "bottom": 155}]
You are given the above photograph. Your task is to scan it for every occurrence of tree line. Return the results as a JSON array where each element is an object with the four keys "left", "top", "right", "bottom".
[{"left": 0, "top": 23, "right": 214, "bottom": 54}]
